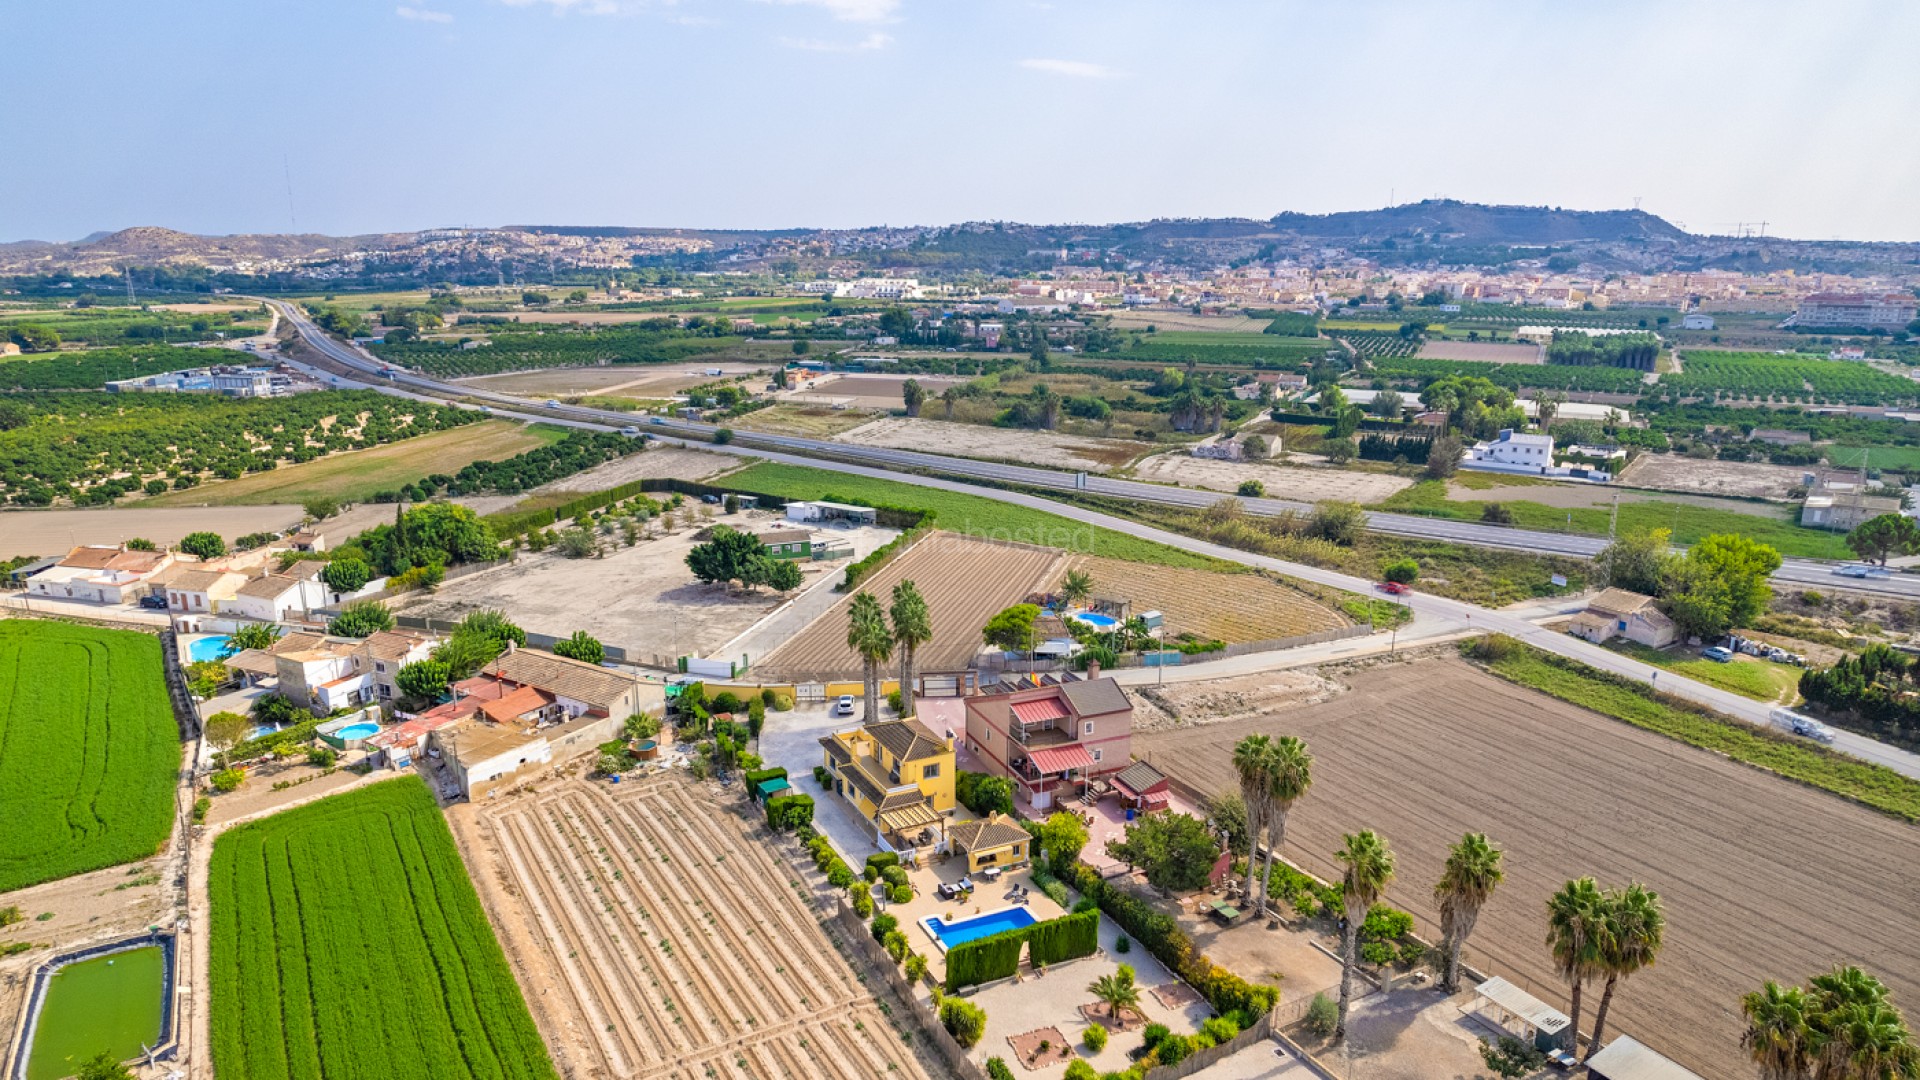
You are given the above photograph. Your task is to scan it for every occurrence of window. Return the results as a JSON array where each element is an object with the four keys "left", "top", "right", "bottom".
[
  {"left": 1082, "top": 720, "right": 1095, "bottom": 736},
  {"left": 375, "top": 662, "right": 387, "bottom": 673},
  {"left": 1091, "top": 748, "right": 1103, "bottom": 763},
  {"left": 982, "top": 728, "right": 992, "bottom": 744},
  {"left": 921, "top": 763, "right": 940, "bottom": 779}
]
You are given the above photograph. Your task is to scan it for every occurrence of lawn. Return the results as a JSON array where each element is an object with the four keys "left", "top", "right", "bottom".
[
  {"left": 1607, "top": 640, "right": 1802, "bottom": 702},
  {"left": 1826, "top": 445, "right": 1920, "bottom": 470},
  {"left": 1378, "top": 480, "right": 1854, "bottom": 558},
  {"left": 1476, "top": 639, "right": 1920, "bottom": 823},
  {"left": 209, "top": 778, "right": 556, "bottom": 1080},
  {"left": 0, "top": 621, "right": 180, "bottom": 893},
  {"left": 724, "top": 462, "right": 1238, "bottom": 570},
  {"left": 145, "top": 420, "right": 565, "bottom": 506}
]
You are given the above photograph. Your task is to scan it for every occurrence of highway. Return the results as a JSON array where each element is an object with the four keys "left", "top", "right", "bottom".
[{"left": 270, "top": 299, "right": 1920, "bottom": 779}]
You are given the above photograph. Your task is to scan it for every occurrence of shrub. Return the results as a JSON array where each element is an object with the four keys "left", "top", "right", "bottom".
[
  {"left": 866, "top": 851, "right": 900, "bottom": 872},
  {"left": 814, "top": 764, "right": 832, "bottom": 789},
  {"left": 1065, "top": 1061, "right": 1098, "bottom": 1080},
  {"left": 1202, "top": 1015, "right": 1240, "bottom": 1044},
  {"left": 870, "top": 912, "right": 898, "bottom": 945},
  {"left": 826, "top": 861, "right": 854, "bottom": 889},
  {"left": 884, "top": 929, "right": 909, "bottom": 962},
  {"left": 851, "top": 889, "right": 874, "bottom": 919},
  {"left": 887, "top": 689, "right": 904, "bottom": 713},
  {"left": 1141, "top": 1023, "right": 1171, "bottom": 1050},
  {"left": 766, "top": 793, "right": 813, "bottom": 831},
  {"left": 1479, "top": 1035, "right": 1546, "bottom": 1079},
  {"left": 192, "top": 797, "right": 211, "bottom": 825},
  {"left": 939, "top": 997, "right": 987, "bottom": 1048},
  {"left": 986, "top": 1058, "right": 1015, "bottom": 1080},
  {"left": 0, "top": 906, "right": 21, "bottom": 928},
  {"left": 1157, "top": 1035, "right": 1193, "bottom": 1065},
  {"left": 889, "top": 884, "right": 913, "bottom": 904},
  {"left": 1381, "top": 556, "right": 1418, "bottom": 584},
  {"left": 903, "top": 952, "right": 929, "bottom": 983},
  {"left": 1236, "top": 479, "right": 1265, "bottom": 497},
  {"left": 305, "top": 745, "right": 337, "bottom": 768},
  {"left": 1464, "top": 633, "right": 1522, "bottom": 662},
  {"left": 1083, "top": 1023, "right": 1108, "bottom": 1052},
  {"left": 761, "top": 687, "right": 777, "bottom": 706},
  {"left": 1305, "top": 992, "right": 1338, "bottom": 1036},
  {"left": 864, "top": 864, "right": 881, "bottom": 882},
  {"left": 881, "top": 865, "right": 910, "bottom": 888},
  {"left": 210, "top": 768, "right": 244, "bottom": 793},
  {"left": 1115, "top": 935, "right": 1131, "bottom": 954}
]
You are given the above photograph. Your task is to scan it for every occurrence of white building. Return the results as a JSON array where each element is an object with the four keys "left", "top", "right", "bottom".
[
  {"left": 1682, "top": 312, "right": 1715, "bottom": 330},
  {"left": 28, "top": 546, "right": 178, "bottom": 605},
  {"left": 1470, "top": 429, "right": 1555, "bottom": 467},
  {"left": 1791, "top": 293, "right": 1917, "bottom": 330},
  {"left": 834, "top": 278, "right": 922, "bottom": 300}
]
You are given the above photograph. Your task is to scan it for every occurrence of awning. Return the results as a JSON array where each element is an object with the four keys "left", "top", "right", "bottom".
[
  {"left": 876, "top": 801, "right": 940, "bottom": 835},
  {"left": 1473, "top": 977, "right": 1570, "bottom": 1035},
  {"left": 1027, "top": 743, "right": 1096, "bottom": 775},
  {"left": 756, "top": 777, "right": 791, "bottom": 798},
  {"left": 1012, "top": 697, "right": 1071, "bottom": 724},
  {"left": 1141, "top": 790, "right": 1170, "bottom": 808}
]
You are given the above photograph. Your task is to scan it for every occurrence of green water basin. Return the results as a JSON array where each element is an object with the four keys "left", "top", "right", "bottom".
[{"left": 27, "top": 945, "right": 164, "bottom": 1080}]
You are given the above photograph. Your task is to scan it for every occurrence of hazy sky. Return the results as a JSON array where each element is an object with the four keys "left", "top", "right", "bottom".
[{"left": 6, "top": 0, "right": 1919, "bottom": 242}]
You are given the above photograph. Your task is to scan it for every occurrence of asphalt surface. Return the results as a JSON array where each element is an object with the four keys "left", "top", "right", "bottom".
[{"left": 272, "top": 301, "right": 1920, "bottom": 779}]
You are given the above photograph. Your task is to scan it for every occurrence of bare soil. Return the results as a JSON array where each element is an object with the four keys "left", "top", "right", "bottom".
[
  {"left": 448, "top": 771, "right": 936, "bottom": 1080},
  {"left": 795, "top": 374, "right": 969, "bottom": 410},
  {"left": 1617, "top": 455, "right": 1840, "bottom": 501},
  {"left": 732, "top": 404, "right": 883, "bottom": 438},
  {"left": 1059, "top": 558, "right": 1349, "bottom": 645},
  {"left": 836, "top": 416, "right": 1146, "bottom": 473},
  {"left": 1128, "top": 669, "right": 1346, "bottom": 734},
  {"left": 455, "top": 363, "right": 767, "bottom": 398},
  {"left": 1417, "top": 340, "right": 1545, "bottom": 364},
  {"left": 1130, "top": 454, "right": 1414, "bottom": 503},
  {"left": 0, "top": 502, "right": 402, "bottom": 560},
  {"left": 1134, "top": 656, "right": 1920, "bottom": 1080}
]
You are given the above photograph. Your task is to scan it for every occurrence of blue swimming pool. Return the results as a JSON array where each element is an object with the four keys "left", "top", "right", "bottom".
[
  {"left": 335, "top": 722, "right": 379, "bottom": 740},
  {"left": 1071, "top": 612, "right": 1118, "bottom": 629},
  {"left": 187, "top": 636, "right": 231, "bottom": 664},
  {"left": 921, "top": 906, "right": 1038, "bottom": 952}
]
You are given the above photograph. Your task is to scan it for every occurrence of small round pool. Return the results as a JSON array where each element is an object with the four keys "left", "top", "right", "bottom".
[
  {"left": 1071, "top": 611, "right": 1118, "bottom": 629},
  {"left": 334, "top": 722, "right": 379, "bottom": 740},
  {"left": 186, "top": 635, "right": 232, "bottom": 664},
  {"left": 634, "top": 739, "right": 659, "bottom": 761}
]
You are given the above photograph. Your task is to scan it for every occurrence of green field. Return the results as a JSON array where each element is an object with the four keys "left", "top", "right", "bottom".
[
  {"left": 1826, "top": 445, "right": 1920, "bottom": 470},
  {"left": 1377, "top": 480, "right": 1854, "bottom": 559},
  {"left": 724, "top": 462, "right": 1237, "bottom": 570},
  {"left": 0, "top": 621, "right": 180, "bottom": 893},
  {"left": 1607, "top": 641, "right": 1802, "bottom": 702},
  {"left": 210, "top": 778, "right": 555, "bottom": 1080}
]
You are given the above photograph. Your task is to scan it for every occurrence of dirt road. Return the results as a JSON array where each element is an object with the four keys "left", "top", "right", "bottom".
[{"left": 1134, "top": 656, "right": 1920, "bottom": 1080}]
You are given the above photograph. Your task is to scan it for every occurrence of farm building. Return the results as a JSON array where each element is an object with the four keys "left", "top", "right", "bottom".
[
  {"left": 1567, "top": 589, "right": 1678, "bottom": 649},
  {"left": 434, "top": 721, "right": 554, "bottom": 801},
  {"left": 28, "top": 545, "right": 179, "bottom": 605},
  {"left": 758, "top": 528, "right": 813, "bottom": 561},
  {"left": 819, "top": 717, "right": 956, "bottom": 852},
  {"left": 784, "top": 500, "right": 877, "bottom": 525},
  {"left": 963, "top": 675, "right": 1134, "bottom": 813},
  {"left": 274, "top": 629, "right": 437, "bottom": 713},
  {"left": 1584, "top": 1036, "right": 1703, "bottom": 1080},
  {"left": 1470, "top": 976, "right": 1573, "bottom": 1054},
  {"left": 1801, "top": 482, "right": 1903, "bottom": 531}
]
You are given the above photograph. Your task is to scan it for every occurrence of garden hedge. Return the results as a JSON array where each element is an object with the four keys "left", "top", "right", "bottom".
[
  {"left": 1025, "top": 909, "right": 1099, "bottom": 966},
  {"left": 1066, "top": 862, "right": 1277, "bottom": 1018},
  {"left": 943, "top": 926, "right": 1025, "bottom": 992}
]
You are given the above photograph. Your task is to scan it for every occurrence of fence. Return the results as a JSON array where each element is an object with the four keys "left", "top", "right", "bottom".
[
  {"left": 830, "top": 900, "right": 992, "bottom": 1080},
  {"left": 1140, "top": 1008, "right": 1277, "bottom": 1080}
]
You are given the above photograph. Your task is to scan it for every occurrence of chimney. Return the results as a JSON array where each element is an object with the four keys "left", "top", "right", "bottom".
[{"left": 1087, "top": 658, "right": 1101, "bottom": 680}]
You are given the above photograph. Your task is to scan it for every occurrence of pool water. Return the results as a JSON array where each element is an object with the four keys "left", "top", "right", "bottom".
[
  {"left": 186, "top": 635, "right": 232, "bottom": 664},
  {"left": 921, "top": 906, "right": 1037, "bottom": 952},
  {"left": 1071, "top": 612, "right": 1119, "bottom": 629},
  {"left": 335, "top": 722, "right": 380, "bottom": 740},
  {"left": 27, "top": 946, "right": 164, "bottom": 1080}
]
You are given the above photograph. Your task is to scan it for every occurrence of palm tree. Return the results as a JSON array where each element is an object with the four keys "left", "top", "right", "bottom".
[
  {"left": 1058, "top": 568, "right": 1094, "bottom": 611},
  {"left": 1230, "top": 735, "right": 1272, "bottom": 914},
  {"left": 1334, "top": 830, "right": 1396, "bottom": 1041},
  {"left": 1806, "top": 966, "right": 1918, "bottom": 1080},
  {"left": 1545, "top": 878, "right": 1607, "bottom": 1059},
  {"left": 1433, "top": 833, "right": 1504, "bottom": 994},
  {"left": 1741, "top": 981, "right": 1813, "bottom": 1080},
  {"left": 1260, "top": 737, "right": 1313, "bottom": 920},
  {"left": 1586, "top": 883, "right": 1665, "bottom": 1059},
  {"left": 846, "top": 592, "right": 892, "bottom": 725},
  {"left": 889, "top": 581, "right": 932, "bottom": 708},
  {"left": 1087, "top": 965, "right": 1140, "bottom": 1020},
  {"left": 941, "top": 387, "right": 959, "bottom": 420},
  {"left": 1535, "top": 390, "right": 1565, "bottom": 431}
]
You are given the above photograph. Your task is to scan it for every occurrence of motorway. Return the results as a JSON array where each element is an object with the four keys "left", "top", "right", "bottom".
[{"left": 270, "top": 300, "right": 1920, "bottom": 779}]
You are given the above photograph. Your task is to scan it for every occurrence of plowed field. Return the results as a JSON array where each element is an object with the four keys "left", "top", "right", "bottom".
[
  {"left": 454, "top": 774, "right": 935, "bottom": 1080},
  {"left": 759, "top": 532, "right": 1065, "bottom": 680},
  {"left": 1060, "top": 557, "right": 1349, "bottom": 643},
  {"left": 1134, "top": 657, "right": 1920, "bottom": 1080}
]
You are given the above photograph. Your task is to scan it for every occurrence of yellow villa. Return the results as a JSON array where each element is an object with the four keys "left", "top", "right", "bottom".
[{"left": 820, "top": 717, "right": 955, "bottom": 852}]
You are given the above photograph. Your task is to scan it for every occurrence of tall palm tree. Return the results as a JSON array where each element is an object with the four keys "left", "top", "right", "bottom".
[
  {"left": 1230, "top": 735, "right": 1272, "bottom": 913},
  {"left": 1805, "top": 966, "right": 1918, "bottom": 1080},
  {"left": 1058, "top": 568, "right": 1094, "bottom": 611},
  {"left": 1434, "top": 832, "right": 1504, "bottom": 994},
  {"left": 1741, "top": 981, "right": 1813, "bottom": 1080},
  {"left": 846, "top": 592, "right": 892, "bottom": 725},
  {"left": 889, "top": 581, "right": 932, "bottom": 708},
  {"left": 1087, "top": 965, "right": 1140, "bottom": 1019},
  {"left": 1334, "top": 830, "right": 1396, "bottom": 1042},
  {"left": 1260, "top": 737, "right": 1313, "bottom": 919},
  {"left": 1545, "top": 878, "right": 1607, "bottom": 1059},
  {"left": 1586, "top": 883, "right": 1665, "bottom": 1059}
]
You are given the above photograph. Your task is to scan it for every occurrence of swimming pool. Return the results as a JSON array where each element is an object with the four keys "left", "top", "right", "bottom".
[
  {"left": 920, "top": 906, "right": 1037, "bottom": 952},
  {"left": 186, "top": 635, "right": 232, "bottom": 664},
  {"left": 1070, "top": 612, "right": 1118, "bottom": 629},
  {"left": 335, "top": 722, "right": 379, "bottom": 740}
]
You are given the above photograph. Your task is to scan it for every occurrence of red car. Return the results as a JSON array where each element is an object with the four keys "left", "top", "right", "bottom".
[{"left": 1376, "top": 581, "right": 1410, "bottom": 595}]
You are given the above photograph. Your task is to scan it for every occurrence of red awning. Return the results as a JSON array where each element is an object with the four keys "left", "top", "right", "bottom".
[
  {"left": 1027, "top": 743, "right": 1096, "bottom": 775},
  {"left": 1011, "top": 697, "right": 1071, "bottom": 724},
  {"left": 1141, "top": 790, "right": 1171, "bottom": 808}
]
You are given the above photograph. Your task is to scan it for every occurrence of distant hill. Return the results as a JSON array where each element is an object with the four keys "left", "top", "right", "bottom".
[{"left": 1267, "top": 199, "right": 1690, "bottom": 245}]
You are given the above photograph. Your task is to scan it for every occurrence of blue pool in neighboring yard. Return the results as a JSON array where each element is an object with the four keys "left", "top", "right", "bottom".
[
  {"left": 335, "top": 722, "right": 379, "bottom": 740},
  {"left": 921, "top": 907, "right": 1038, "bottom": 952},
  {"left": 1070, "top": 612, "right": 1118, "bottom": 629},
  {"left": 187, "top": 635, "right": 232, "bottom": 664}
]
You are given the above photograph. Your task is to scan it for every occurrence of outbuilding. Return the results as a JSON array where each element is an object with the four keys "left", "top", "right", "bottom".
[{"left": 1584, "top": 1035, "right": 1703, "bottom": 1080}]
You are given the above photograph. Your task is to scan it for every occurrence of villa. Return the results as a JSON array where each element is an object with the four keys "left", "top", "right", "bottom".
[
  {"left": 962, "top": 674, "right": 1134, "bottom": 813},
  {"left": 819, "top": 716, "right": 956, "bottom": 853}
]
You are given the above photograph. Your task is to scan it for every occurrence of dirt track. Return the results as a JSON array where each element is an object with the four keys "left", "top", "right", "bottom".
[
  {"left": 1134, "top": 657, "right": 1920, "bottom": 1080},
  {"left": 450, "top": 774, "right": 935, "bottom": 1080}
]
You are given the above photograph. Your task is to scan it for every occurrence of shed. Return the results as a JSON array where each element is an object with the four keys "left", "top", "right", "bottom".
[
  {"left": 755, "top": 776, "right": 792, "bottom": 803},
  {"left": 1112, "top": 760, "right": 1170, "bottom": 811},
  {"left": 1470, "top": 976, "right": 1572, "bottom": 1053},
  {"left": 1585, "top": 1036, "right": 1703, "bottom": 1080}
]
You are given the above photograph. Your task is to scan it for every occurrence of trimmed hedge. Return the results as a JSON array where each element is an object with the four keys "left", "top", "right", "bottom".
[
  {"left": 837, "top": 504, "right": 936, "bottom": 592},
  {"left": 1065, "top": 862, "right": 1277, "bottom": 1018},
  {"left": 744, "top": 766, "right": 789, "bottom": 789},
  {"left": 766, "top": 793, "right": 813, "bottom": 831},
  {"left": 1026, "top": 909, "right": 1099, "bottom": 966},
  {"left": 944, "top": 926, "right": 1026, "bottom": 991}
]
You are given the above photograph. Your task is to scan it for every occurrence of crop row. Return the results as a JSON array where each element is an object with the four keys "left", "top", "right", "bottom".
[
  {"left": 1658, "top": 351, "right": 1920, "bottom": 406},
  {"left": 0, "top": 621, "right": 179, "bottom": 893},
  {"left": 1329, "top": 329, "right": 1421, "bottom": 359},
  {"left": 0, "top": 344, "right": 246, "bottom": 391},
  {"left": 209, "top": 778, "right": 557, "bottom": 1080},
  {"left": 1365, "top": 355, "right": 1646, "bottom": 393},
  {"left": 373, "top": 326, "right": 742, "bottom": 378}
]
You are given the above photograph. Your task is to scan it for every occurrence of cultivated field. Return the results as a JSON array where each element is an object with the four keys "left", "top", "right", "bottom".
[
  {"left": 1616, "top": 454, "right": 1833, "bottom": 501},
  {"left": 457, "top": 363, "right": 768, "bottom": 398},
  {"left": 1135, "top": 657, "right": 1920, "bottom": 1080},
  {"left": 497, "top": 446, "right": 739, "bottom": 506},
  {"left": 209, "top": 778, "right": 556, "bottom": 1080},
  {"left": 731, "top": 403, "right": 881, "bottom": 438},
  {"left": 799, "top": 373, "right": 969, "bottom": 409},
  {"left": 759, "top": 532, "right": 1065, "bottom": 679},
  {"left": 1416, "top": 340, "right": 1543, "bottom": 363},
  {"left": 451, "top": 772, "right": 935, "bottom": 1080},
  {"left": 1130, "top": 453, "right": 1415, "bottom": 502},
  {"left": 143, "top": 420, "right": 562, "bottom": 507},
  {"left": 1105, "top": 310, "right": 1271, "bottom": 333},
  {"left": 0, "top": 620, "right": 179, "bottom": 894},
  {"left": 836, "top": 416, "right": 1145, "bottom": 472},
  {"left": 1061, "top": 557, "right": 1349, "bottom": 643}
]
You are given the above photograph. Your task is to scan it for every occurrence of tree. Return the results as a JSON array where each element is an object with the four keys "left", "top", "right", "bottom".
[
  {"left": 890, "top": 580, "right": 932, "bottom": 703},
  {"left": 228, "top": 622, "right": 280, "bottom": 652},
  {"left": 320, "top": 556, "right": 373, "bottom": 594},
  {"left": 1425, "top": 433, "right": 1464, "bottom": 479},
  {"left": 1434, "top": 833, "right": 1504, "bottom": 993},
  {"left": 396, "top": 660, "right": 451, "bottom": 702},
  {"left": 791, "top": 338, "right": 811, "bottom": 356},
  {"left": 712, "top": 428, "right": 734, "bottom": 445},
  {"left": 982, "top": 603, "right": 1041, "bottom": 654},
  {"left": 764, "top": 558, "right": 803, "bottom": 593},
  {"left": 1372, "top": 389, "right": 1404, "bottom": 420},
  {"left": 204, "top": 710, "right": 252, "bottom": 753},
  {"left": 1847, "top": 514, "right": 1920, "bottom": 566},
  {"left": 1237, "top": 479, "right": 1266, "bottom": 497},
  {"left": 847, "top": 592, "right": 893, "bottom": 725},
  {"left": 553, "top": 630, "right": 604, "bottom": 665},
  {"left": 1546, "top": 877, "right": 1607, "bottom": 1062},
  {"left": 76, "top": 1051, "right": 135, "bottom": 1080},
  {"left": 1322, "top": 437, "right": 1357, "bottom": 464},
  {"left": 328, "top": 599, "right": 393, "bottom": 638},
  {"left": 1260, "top": 736, "right": 1312, "bottom": 919},
  {"left": 1741, "top": 980, "right": 1815, "bottom": 1080},
  {"left": 1598, "top": 527, "right": 1671, "bottom": 596},
  {"left": 1334, "top": 830, "right": 1396, "bottom": 1040},
  {"left": 1231, "top": 734, "right": 1273, "bottom": 912},
  {"left": 1309, "top": 501, "right": 1366, "bottom": 545},
  {"left": 179, "top": 531, "right": 225, "bottom": 559},
  {"left": 124, "top": 537, "right": 157, "bottom": 551},
  {"left": 686, "top": 526, "right": 770, "bottom": 590},
  {"left": 555, "top": 527, "right": 599, "bottom": 559},
  {"left": 1058, "top": 568, "right": 1094, "bottom": 610},
  {"left": 1382, "top": 557, "right": 1419, "bottom": 585},
  {"left": 1034, "top": 811, "right": 1088, "bottom": 878},
  {"left": 1088, "top": 965, "right": 1141, "bottom": 1019},
  {"left": 1742, "top": 966, "right": 1919, "bottom": 1080},
  {"left": 902, "top": 378, "right": 927, "bottom": 417},
  {"left": 1209, "top": 792, "right": 1250, "bottom": 857},
  {"left": 941, "top": 386, "right": 960, "bottom": 419},
  {"left": 1662, "top": 533, "right": 1782, "bottom": 639},
  {"left": 1586, "top": 883, "right": 1665, "bottom": 1059},
  {"left": 9, "top": 324, "right": 60, "bottom": 352},
  {"left": 1105, "top": 812, "right": 1219, "bottom": 892},
  {"left": 303, "top": 496, "right": 340, "bottom": 521}
]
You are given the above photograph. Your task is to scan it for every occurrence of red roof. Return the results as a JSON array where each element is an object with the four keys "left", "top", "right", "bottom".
[
  {"left": 1141, "top": 790, "right": 1170, "bottom": 808},
  {"left": 1011, "top": 697, "right": 1071, "bottom": 724},
  {"left": 480, "top": 685, "right": 554, "bottom": 723},
  {"left": 1027, "top": 743, "right": 1096, "bottom": 775}
]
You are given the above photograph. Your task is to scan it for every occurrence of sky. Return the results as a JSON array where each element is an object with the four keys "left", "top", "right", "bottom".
[{"left": 5, "top": 0, "right": 1920, "bottom": 243}]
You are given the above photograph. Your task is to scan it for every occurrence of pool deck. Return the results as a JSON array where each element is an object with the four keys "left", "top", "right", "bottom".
[
  {"left": 919, "top": 905, "right": 1039, "bottom": 954},
  {"left": 896, "top": 860, "right": 1065, "bottom": 979}
]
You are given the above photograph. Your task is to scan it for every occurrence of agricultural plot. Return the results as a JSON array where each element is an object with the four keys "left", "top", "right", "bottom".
[
  {"left": 1062, "top": 556, "right": 1349, "bottom": 643},
  {"left": 1826, "top": 444, "right": 1920, "bottom": 470},
  {"left": 1365, "top": 355, "right": 1646, "bottom": 393},
  {"left": 0, "top": 307, "right": 265, "bottom": 348},
  {"left": 758, "top": 532, "right": 1064, "bottom": 679},
  {"left": 1660, "top": 351, "right": 1920, "bottom": 406},
  {"left": 1328, "top": 329, "right": 1420, "bottom": 359},
  {"left": 1100, "top": 337, "right": 1333, "bottom": 369},
  {"left": 454, "top": 773, "right": 935, "bottom": 1080},
  {"left": 835, "top": 415, "right": 1145, "bottom": 472},
  {"left": 1135, "top": 658, "right": 1920, "bottom": 1080},
  {"left": 374, "top": 325, "right": 748, "bottom": 378},
  {"left": 733, "top": 403, "right": 881, "bottom": 438},
  {"left": 0, "top": 345, "right": 250, "bottom": 391},
  {"left": 800, "top": 373, "right": 969, "bottom": 408},
  {"left": 0, "top": 621, "right": 179, "bottom": 894},
  {"left": 208, "top": 778, "right": 556, "bottom": 1080},
  {"left": 1415, "top": 340, "right": 1544, "bottom": 364}
]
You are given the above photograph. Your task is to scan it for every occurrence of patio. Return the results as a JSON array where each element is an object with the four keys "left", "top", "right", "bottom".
[{"left": 895, "top": 857, "right": 1067, "bottom": 979}]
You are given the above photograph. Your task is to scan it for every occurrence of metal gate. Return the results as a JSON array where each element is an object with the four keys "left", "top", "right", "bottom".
[{"left": 795, "top": 681, "right": 826, "bottom": 704}]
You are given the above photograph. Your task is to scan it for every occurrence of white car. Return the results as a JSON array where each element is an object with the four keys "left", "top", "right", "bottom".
[
  {"left": 834, "top": 695, "right": 856, "bottom": 717},
  {"left": 619, "top": 425, "right": 640, "bottom": 437}
]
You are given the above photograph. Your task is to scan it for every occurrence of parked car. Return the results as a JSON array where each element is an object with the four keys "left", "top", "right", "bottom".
[
  {"left": 1376, "top": 581, "right": 1410, "bottom": 595},
  {"left": 649, "top": 416, "right": 667, "bottom": 425},
  {"left": 1701, "top": 646, "right": 1735, "bottom": 663},
  {"left": 834, "top": 695, "right": 856, "bottom": 717},
  {"left": 138, "top": 594, "right": 169, "bottom": 610}
]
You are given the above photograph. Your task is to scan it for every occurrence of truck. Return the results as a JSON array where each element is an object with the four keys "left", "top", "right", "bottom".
[{"left": 1770, "top": 708, "right": 1837, "bottom": 744}]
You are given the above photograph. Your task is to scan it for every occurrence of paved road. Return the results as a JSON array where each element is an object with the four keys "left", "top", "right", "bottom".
[{"left": 272, "top": 302, "right": 1920, "bottom": 778}]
